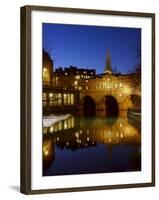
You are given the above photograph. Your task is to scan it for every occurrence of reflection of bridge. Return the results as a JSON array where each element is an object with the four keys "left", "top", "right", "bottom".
[
  {"left": 43, "top": 114, "right": 141, "bottom": 172},
  {"left": 43, "top": 114, "right": 141, "bottom": 147}
]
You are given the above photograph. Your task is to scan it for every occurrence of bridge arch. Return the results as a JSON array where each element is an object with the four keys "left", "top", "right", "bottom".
[
  {"left": 104, "top": 95, "right": 119, "bottom": 117},
  {"left": 122, "top": 94, "right": 141, "bottom": 111},
  {"left": 82, "top": 96, "right": 96, "bottom": 116}
]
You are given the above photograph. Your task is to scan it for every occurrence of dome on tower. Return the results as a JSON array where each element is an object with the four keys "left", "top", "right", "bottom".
[{"left": 43, "top": 50, "right": 54, "bottom": 87}]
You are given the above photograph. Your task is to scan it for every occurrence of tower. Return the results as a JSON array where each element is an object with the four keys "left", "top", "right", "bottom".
[{"left": 104, "top": 49, "right": 113, "bottom": 74}]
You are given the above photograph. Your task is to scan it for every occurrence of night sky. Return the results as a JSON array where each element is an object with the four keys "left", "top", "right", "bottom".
[{"left": 43, "top": 23, "right": 141, "bottom": 74}]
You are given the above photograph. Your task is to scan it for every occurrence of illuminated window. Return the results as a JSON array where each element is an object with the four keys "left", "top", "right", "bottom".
[
  {"left": 86, "top": 80, "right": 88, "bottom": 82},
  {"left": 43, "top": 67, "right": 50, "bottom": 83},
  {"left": 119, "top": 93, "right": 122, "bottom": 97},
  {"left": 119, "top": 83, "right": 122, "bottom": 87},
  {"left": 76, "top": 75, "right": 80, "bottom": 79},
  {"left": 107, "top": 78, "right": 110, "bottom": 81},
  {"left": 78, "top": 86, "right": 82, "bottom": 90},
  {"left": 43, "top": 93, "right": 47, "bottom": 100},
  {"left": 86, "top": 86, "right": 88, "bottom": 90},
  {"left": 71, "top": 94, "right": 74, "bottom": 105},
  {"left": 115, "top": 83, "right": 118, "bottom": 88},
  {"left": 57, "top": 93, "right": 62, "bottom": 105},
  {"left": 49, "top": 93, "right": 53, "bottom": 99}
]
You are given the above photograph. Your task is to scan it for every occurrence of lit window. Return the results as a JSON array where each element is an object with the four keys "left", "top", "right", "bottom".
[
  {"left": 49, "top": 93, "right": 53, "bottom": 98},
  {"left": 86, "top": 86, "right": 88, "bottom": 90},
  {"left": 43, "top": 67, "right": 50, "bottom": 83},
  {"left": 119, "top": 93, "right": 122, "bottom": 97},
  {"left": 108, "top": 78, "right": 110, "bottom": 81},
  {"left": 115, "top": 83, "right": 118, "bottom": 88},
  {"left": 43, "top": 93, "right": 47, "bottom": 100},
  {"left": 86, "top": 80, "right": 88, "bottom": 82},
  {"left": 78, "top": 86, "right": 82, "bottom": 90},
  {"left": 119, "top": 83, "right": 122, "bottom": 87},
  {"left": 76, "top": 75, "right": 80, "bottom": 79}
]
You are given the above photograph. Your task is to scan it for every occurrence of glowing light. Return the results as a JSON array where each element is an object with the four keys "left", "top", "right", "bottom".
[
  {"left": 119, "top": 93, "right": 122, "bottom": 97},
  {"left": 44, "top": 150, "right": 49, "bottom": 156},
  {"left": 76, "top": 75, "right": 80, "bottom": 79},
  {"left": 49, "top": 93, "right": 53, "bottom": 97},
  {"left": 66, "top": 142, "right": 69, "bottom": 146},
  {"left": 75, "top": 132, "right": 79, "bottom": 138},
  {"left": 50, "top": 126, "right": 54, "bottom": 133},
  {"left": 43, "top": 68, "right": 47, "bottom": 72},
  {"left": 57, "top": 137, "right": 59, "bottom": 141},
  {"left": 120, "top": 123, "right": 123, "bottom": 127},
  {"left": 87, "top": 137, "right": 90, "bottom": 141}
]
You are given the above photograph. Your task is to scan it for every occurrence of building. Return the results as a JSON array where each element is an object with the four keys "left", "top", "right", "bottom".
[{"left": 42, "top": 49, "right": 141, "bottom": 116}]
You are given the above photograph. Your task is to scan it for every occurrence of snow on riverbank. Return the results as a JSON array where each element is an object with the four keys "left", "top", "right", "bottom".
[{"left": 43, "top": 114, "right": 72, "bottom": 127}]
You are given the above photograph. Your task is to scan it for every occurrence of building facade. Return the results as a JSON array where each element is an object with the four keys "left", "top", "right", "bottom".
[{"left": 42, "top": 49, "right": 141, "bottom": 116}]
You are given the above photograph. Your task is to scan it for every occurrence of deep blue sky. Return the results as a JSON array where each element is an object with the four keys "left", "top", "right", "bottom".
[{"left": 43, "top": 23, "right": 141, "bottom": 74}]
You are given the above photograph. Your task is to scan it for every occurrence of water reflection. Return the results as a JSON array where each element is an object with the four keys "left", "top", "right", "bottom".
[{"left": 43, "top": 113, "right": 141, "bottom": 176}]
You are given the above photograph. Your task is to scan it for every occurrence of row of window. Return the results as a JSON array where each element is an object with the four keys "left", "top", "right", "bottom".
[
  {"left": 43, "top": 93, "right": 74, "bottom": 106},
  {"left": 77, "top": 82, "right": 123, "bottom": 91}
]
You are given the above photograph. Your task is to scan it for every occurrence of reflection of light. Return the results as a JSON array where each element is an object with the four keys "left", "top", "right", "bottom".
[
  {"left": 109, "top": 138, "right": 112, "bottom": 143},
  {"left": 64, "top": 121, "right": 67, "bottom": 129},
  {"left": 66, "top": 142, "right": 69, "bottom": 146},
  {"left": 50, "top": 126, "right": 53, "bottom": 133},
  {"left": 75, "top": 132, "right": 79, "bottom": 138},
  {"left": 120, "top": 123, "right": 123, "bottom": 127},
  {"left": 44, "top": 150, "right": 49, "bottom": 156}
]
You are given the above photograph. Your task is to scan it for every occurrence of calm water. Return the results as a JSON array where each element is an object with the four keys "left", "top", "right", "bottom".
[{"left": 42, "top": 113, "right": 141, "bottom": 176}]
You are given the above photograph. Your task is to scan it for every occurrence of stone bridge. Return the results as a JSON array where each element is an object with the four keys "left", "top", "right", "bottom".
[{"left": 77, "top": 73, "right": 141, "bottom": 116}]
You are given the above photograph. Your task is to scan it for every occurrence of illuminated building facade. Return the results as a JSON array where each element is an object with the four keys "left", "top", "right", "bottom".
[{"left": 42, "top": 49, "right": 141, "bottom": 115}]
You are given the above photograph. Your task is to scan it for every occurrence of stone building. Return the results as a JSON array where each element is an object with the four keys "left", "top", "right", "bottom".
[{"left": 42, "top": 49, "right": 141, "bottom": 116}]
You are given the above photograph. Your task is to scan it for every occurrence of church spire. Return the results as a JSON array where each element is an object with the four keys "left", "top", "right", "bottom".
[{"left": 104, "top": 49, "right": 113, "bottom": 74}]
